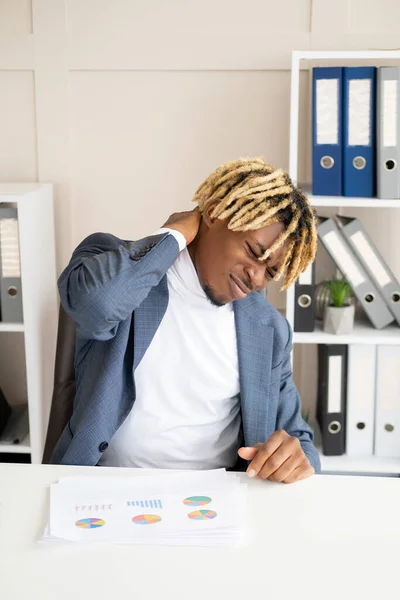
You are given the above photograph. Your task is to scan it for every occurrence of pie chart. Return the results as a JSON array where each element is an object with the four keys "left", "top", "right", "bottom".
[
  {"left": 132, "top": 514, "right": 162, "bottom": 525},
  {"left": 188, "top": 510, "right": 217, "bottom": 521},
  {"left": 183, "top": 496, "right": 212, "bottom": 507},
  {"left": 75, "top": 518, "right": 105, "bottom": 529}
]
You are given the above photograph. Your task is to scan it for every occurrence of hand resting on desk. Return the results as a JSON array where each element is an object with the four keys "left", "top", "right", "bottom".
[{"left": 238, "top": 429, "right": 314, "bottom": 484}]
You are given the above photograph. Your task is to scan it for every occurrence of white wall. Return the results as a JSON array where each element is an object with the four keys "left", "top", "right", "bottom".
[{"left": 1, "top": 0, "right": 400, "bottom": 413}]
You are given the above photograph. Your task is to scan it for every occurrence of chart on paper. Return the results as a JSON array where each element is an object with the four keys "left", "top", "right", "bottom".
[
  {"left": 183, "top": 496, "right": 212, "bottom": 506},
  {"left": 75, "top": 518, "right": 105, "bottom": 529},
  {"left": 44, "top": 471, "right": 248, "bottom": 547},
  {"left": 127, "top": 499, "right": 163, "bottom": 509},
  {"left": 188, "top": 510, "right": 217, "bottom": 521},
  {"left": 132, "top": 514, "right": 162, "bottom": 525}
]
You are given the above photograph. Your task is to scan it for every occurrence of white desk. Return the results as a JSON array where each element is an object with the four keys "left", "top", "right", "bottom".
[{"left": 1, "top": 464, "right": 399, "bottom": 600}]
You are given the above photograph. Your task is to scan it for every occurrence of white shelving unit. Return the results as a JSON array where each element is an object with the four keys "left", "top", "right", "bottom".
[
  {"left": 300, "top": 185, "right": 400, "bottom": 209},
  {"left": 0, "top": 184, "right": 58, "bottom": 463},
  {"left": 1, "top": 434, "right": 31, "bottom": 455},
  {"left": 294, "top": 321, "right": 400, "bottom": 345},
  {"left": 320, "top": 453, "right": 400, "bottom": 476},
  {"left": 288, "top": 50, "right": 400, "bottom": 476}
]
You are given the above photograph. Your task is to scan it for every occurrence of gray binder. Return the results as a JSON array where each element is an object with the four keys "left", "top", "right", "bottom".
[
  {"left": 336, "top": 215, "right": 400, "bottom": 326},
  {"left": 377, "top": 67, "right": 400, "bottom": 199},
  {"left": 0, "top": 207, "right": 23, "bottom": 323},
  {"left": 318, "top": 217, "right": 394, "bottom": 329}
]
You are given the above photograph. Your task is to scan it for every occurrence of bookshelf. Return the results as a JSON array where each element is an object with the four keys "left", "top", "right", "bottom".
[
  {"left": 320, "top": 453, "right": 400, "bottom": 476},
  {"left": 288, "top": 50, "right": 400, "bottom": 476},
  {"left": 0, "top": 184, "right": 58, "bottom": 463},
  {"left": 294, "top": 321, "right": 400, "bottom": 345},
  {"left": 300, "top": 186, "right": 400, "bottom": 208},
  {"left": 0, "top": 434, "right": 31, "bottom": 455},
  {"left": 312, "top": 420, "right": 400, "bottom": 475},
  {"left": 0, "top": 323, "right": 24, "bottom": 333}
]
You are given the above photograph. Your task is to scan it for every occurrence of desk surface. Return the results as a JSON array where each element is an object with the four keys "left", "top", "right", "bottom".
[{"left": 1, "top": 464, "right": 399, "bottom": 600}]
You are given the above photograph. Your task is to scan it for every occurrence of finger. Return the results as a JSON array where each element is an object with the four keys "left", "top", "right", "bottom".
[
  {"left": 283, "top": 464, "right": 314, "bottom": 484},
  {"left": 238, "top": 447, "right": 258, "bottom": 461},
  {"left": 260, "top": 437, "right": 303, "bottom": 480},
  {"left": 237, "top": 444, "right": 262, "bottom": 461},
  {"left": 252, "top": 442, "right": 294, "bottom": 480},
  {"left": 247, "top": 436, "right": 287, "bottom": 478},
  {"left": 262, "top": 453, "right": 301, "bottom": 483}
]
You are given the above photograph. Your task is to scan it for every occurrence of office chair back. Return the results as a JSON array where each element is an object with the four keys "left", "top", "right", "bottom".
[{"left": 42, "top": 305, "right": 76, "bottom": 463}]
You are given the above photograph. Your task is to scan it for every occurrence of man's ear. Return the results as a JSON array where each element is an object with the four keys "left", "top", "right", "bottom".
[{"left": 202, "top": 200, "right": 220, "bottom": 228}]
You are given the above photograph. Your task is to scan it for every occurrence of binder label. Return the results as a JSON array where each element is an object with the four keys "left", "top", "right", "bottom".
[
  {"left": 348, "top": 79, "right": 372, "bottom": 146},
  {"left": 316, "top": 79, "right": 339, "bottom": 145},
  {"left": 328, "top": 355, "right": 342, "bottom": 413},
  {"left": 350, "top": 231, "right": 391, "bottom": 288},
  {"left": 379, "top": 348, "right": 400, "bottom": 411},
  {"left": 351, "top": 345, "right": 376, "bottom": 410},
  {"left": 323, "top": 230, "right": 365, "bottom": 287},
  {"left": 0, "top": 218, "right": 21, "bottom": 278},
  {"left": 383, "top": 79, "right": 398, "bottom": 148},
  {"left": 298, "top": 263, "right": 313, "bottom": 285}
]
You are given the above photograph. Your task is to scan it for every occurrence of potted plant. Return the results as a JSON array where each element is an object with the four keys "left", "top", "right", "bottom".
[{"left": 323, "top": 277, "right": 355, "bottom": 334}]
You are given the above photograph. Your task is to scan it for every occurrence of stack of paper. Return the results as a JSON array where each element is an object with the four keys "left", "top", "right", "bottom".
[{"left": 41, "top": 470, "right": 248, "bottom": 548}]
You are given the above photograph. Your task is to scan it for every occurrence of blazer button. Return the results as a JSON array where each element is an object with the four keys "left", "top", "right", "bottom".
[{"left": 99, "top": 441, "right": 109, "bottom": 452}]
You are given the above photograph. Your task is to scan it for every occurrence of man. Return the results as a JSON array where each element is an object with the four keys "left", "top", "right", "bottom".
[{"left": 51, "top": 157, "right": 320, "bottom": 482}]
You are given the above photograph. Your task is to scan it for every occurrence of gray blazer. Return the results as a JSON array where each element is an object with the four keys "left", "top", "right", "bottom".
[{"left": 51, "top": 231, "right": 321, "bottom": 473}]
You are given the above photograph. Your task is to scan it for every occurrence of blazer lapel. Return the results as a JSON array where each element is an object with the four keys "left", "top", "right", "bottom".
[
  {"left": 133, "top": 276, "right": 169, "bottom": 371},
  {"left": 234, "top": 295, "right": 274, "bottom": 447}
]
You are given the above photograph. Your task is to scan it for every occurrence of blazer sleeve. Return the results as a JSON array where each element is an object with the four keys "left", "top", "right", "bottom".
[
  {"left": 275, "top": 321, "right": 321, "bottom": 474},
  {"left": 58, "top": 231, "right": 180, "bottom": 341}
]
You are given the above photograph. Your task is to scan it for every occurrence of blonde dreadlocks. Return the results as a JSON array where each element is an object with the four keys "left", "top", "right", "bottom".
[{"left": 192, "top": 157, "right": 317, "bottom": 290}]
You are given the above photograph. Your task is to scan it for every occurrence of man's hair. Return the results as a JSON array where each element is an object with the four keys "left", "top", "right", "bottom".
[{"left": 192, "top": 157, "right": 317, "bottom": 290}]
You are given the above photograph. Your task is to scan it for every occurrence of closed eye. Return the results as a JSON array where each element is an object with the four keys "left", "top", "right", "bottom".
[
  {"left": 246, "top": 243, "right": 259, "bottom": 259},
  {"left": 246, "top": 244, "right": 276, "bottom": 279}
]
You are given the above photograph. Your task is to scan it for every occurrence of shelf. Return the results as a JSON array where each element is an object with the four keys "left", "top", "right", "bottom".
[
  {"left": 0, "top": 183, "right": 47, "bottom": 199},
  {"left": 0, "top": 184, "right": 58, "bottom": 464},
  {"left": 0, "top": 323, "right": 24, "bottom": 332},
  {"left": 314, "top": 426, "right": 400, "bottom": 475},
  {"left": 293, "top": 321, "right": 400, "bottom": 345},
  {"left": 0, "top": 433, "right": 31, "bottom": 455},
  {"left": 300, "top": 187, "right": 400, "bottom": 208},
  {"left": 320, "top": 452, "right": 400, "bottom": 476}
]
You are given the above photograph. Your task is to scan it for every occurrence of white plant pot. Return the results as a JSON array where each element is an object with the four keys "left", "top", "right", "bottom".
[{"left": 323, "top": 304, "right": 355, "bottom": 335}]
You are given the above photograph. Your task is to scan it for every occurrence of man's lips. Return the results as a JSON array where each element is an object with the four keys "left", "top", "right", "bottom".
[{"left": 230, "top": 274, "right": 252, "bottom": 297}]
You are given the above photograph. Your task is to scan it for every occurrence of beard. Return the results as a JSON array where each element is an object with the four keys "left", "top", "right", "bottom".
[{"left": 202, "top": 284, "right": 227, "bottom": 308}]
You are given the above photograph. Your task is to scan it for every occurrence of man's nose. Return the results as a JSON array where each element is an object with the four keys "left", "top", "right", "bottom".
[{"left": 245, "top": 264, "right": 266, "bottom": 291}]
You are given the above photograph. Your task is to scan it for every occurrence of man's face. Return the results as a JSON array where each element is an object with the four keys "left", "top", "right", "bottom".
[{"left": 188, "top": 213, "right": 287, "bottom": 307}]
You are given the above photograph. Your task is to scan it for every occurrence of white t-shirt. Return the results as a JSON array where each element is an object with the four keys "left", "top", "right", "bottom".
[{"left": 100, "top": 232, "right": 241, "bottom": 469}]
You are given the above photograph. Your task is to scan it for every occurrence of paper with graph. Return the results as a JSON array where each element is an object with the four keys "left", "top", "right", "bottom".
[{"left": 42, "top": 470, "right": 248, "bottom": 547}]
